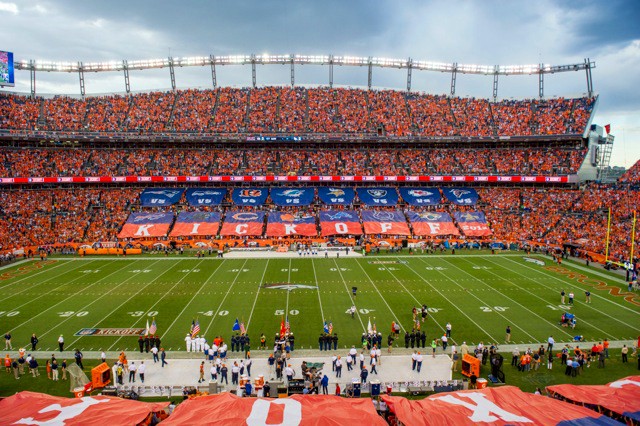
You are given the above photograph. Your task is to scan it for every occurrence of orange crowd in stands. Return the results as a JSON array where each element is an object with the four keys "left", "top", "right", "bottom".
[
  {"left": 1, "top": 184, "right": 637, "bottom": 264},
  {"left": 0, "top": 88, "right": 595, "bottom": 136},
  {"left": 0, "top": 147, "right": 587, "bottom": 178}
]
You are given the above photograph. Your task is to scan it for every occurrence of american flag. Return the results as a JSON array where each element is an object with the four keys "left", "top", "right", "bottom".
[
  {"left": 148, "top": 318, "right": 157, "bottom": 336},
  {"left": 240, "top": 321, "right": 246, "bottom": 335},
  {"left": 191, "top": 319, "right": 200, "bottom": 338},
  {"left": 285, "top": 316, "right": 290, "bottom": 334}
]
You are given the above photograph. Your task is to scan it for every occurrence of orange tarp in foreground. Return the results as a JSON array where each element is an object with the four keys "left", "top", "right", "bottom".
[
  {"left": 0, "top": 391, "right": 169, "bottom": 426},
  {"left": 162, "top": 393, "right": 387, "bottom": 426}
]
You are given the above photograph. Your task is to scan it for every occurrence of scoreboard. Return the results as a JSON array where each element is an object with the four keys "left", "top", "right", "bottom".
[{"left": 0, "top": 51, "right": 14, "bottom": 87}]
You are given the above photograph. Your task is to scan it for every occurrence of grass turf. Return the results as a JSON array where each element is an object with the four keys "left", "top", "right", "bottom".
[{"left": 0, "top": 251, "right": 638, "bottom": 396}]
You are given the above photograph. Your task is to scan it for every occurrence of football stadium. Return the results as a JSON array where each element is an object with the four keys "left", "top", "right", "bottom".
[{"left": 1, "top": 3, "right": 639, "bottom": 425}]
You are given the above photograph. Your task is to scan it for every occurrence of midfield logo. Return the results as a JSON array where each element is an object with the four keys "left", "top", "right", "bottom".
[{"left": 263, "top": 283, "right": 318, "bottom": 290}]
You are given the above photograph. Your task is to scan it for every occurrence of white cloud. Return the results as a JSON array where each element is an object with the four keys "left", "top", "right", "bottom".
[{"left": 0, "top": 1, "right": 18, "bottom": 14}]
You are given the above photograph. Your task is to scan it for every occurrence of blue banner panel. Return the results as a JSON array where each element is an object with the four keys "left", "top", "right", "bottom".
[
  {"left": 399, "top": 187, "right": 441, "bottom": 206},
  {"left": 442, "top": 188, "right": 479, "bottom": 205},
  {"left": 270, "top": 187, "right": 315, "bottom": 206},
  {"left": 139, "top": 188, "right": 184, "bottom": 207},
  {"left": 453, "top": 211, "right": 492, "bottom": 236},
  {"left": 356, "top": 187, "right": 398, "bottom": 206},
  {"left": 317, "top": 187, "right": 355, "bottom": 205},
  {"left": 231, "top": 188, "right": 269, "bottom": 206},
  {"left": 185, "top": 188, "right": 226, "bottom": 206}
]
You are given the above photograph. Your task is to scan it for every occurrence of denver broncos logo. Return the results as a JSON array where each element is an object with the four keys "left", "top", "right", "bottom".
[
  {"left": 232, "top": 212, "right": 259, "bottom": 221},
  {"left": 239, "top": 189, "right": 262, "bottom": 197}
]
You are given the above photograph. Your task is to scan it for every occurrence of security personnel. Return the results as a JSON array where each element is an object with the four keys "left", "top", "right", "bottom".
[{"left": 30, "top": 334, "right": 39, "bottom": 351}]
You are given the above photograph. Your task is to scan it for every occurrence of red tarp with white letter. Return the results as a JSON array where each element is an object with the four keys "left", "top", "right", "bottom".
[
  {"left": 162, "top": 393, "right": 387, "bottom": 426},
  {"left": 0, "top": 392, "right": 168, "bottom": 426},
  {"left": 546, "top": 376, "right": 640, "bottom": 424},
  {"left": 220, "top": 210, "right": 265, "bottom": 237},
  {"left": 382, "top": 386, "right": 618, "bottom": 425},
  {"left": 117, "top": 212, "right": 174, "bottom": 239}
]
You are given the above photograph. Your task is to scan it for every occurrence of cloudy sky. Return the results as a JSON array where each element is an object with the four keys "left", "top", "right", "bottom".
[{"left": 1, "top": 0, "right": 639, "bottom": 166}]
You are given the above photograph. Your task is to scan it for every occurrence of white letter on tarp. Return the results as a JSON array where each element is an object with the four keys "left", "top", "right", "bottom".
[
  {"left": 433, "top": 392, "right": 532, "bottom": 423},
  {"left": 246, "top": 398, "right": 302, "bottom": 426},
  {"left": 15, "top": 397, "right": 110, "bottom": 425},
  {"left": 236, "top": 224, "right": 248, "bottom": 235},
  {"left": 427, "top": 223, "right": 441, "bottom": 234},
  {"left": 380, "top": 223, "right": 392, "bottom": 232},
  {"left": 190, "top": 223, "right": 201, "bottom": 235},
  {"left": 135, "top": 224, "right": 154, "bottom": 236},
  {"left": 285, "top": 224, "right": 297, "bottom": 235},
  {"left": 335, "top": 223, "right": 348, "bottom": 234}
]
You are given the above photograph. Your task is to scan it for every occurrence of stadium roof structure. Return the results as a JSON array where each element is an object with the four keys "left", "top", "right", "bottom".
[{"left": 14, "top": 54, "right": 595, "bottom": 99}]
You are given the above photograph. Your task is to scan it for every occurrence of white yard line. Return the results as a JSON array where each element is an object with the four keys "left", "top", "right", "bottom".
[
  {"left": 502, "top": 256, "right": 640, "bottom": 317},
  {"left": 380, "top": 261, "right": 448, "bottom": 338},
  {"left": 203, "top": 259, "right": 250, "bottom": 336},
  {"left": 446, "top": 258, "right": 576, "bottom": 340},
  {"left": 4, "top": 260, "right": 113, "bottom": 312},
  {"left": 332, "top": 259, "right": 366, "bottom": 332},
  {"left": 311, "top": 260, "right": 326, "bottom": 327},
  {"left": 106, "top": 260, "right": 206, "bottom": 351},
  {"left": 17, "top": 259, "right": 152, "bottom": 345},
  {"left": 162, "top": 260, "right": 226, "bottom": 337},
  {"left": 0, "top": 258, "right": 96, "bottom": 296},
  {"left": 404, "top": 258, "right": 498, "bottom": 342},
  {"left": 245, "top": 260, "right": 270, "bottom": 332},
  {"left": 352, "top": 259, "right": 404, "bottom": 330}
]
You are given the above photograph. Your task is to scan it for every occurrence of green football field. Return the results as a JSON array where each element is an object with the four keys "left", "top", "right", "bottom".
[{"left": 1, "top": 252, "right": 638, "bottom": 353}]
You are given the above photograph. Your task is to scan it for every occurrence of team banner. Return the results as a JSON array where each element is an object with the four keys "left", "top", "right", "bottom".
[
  {"left": 266, "top": 212, "right": 317, "bottom": 237},
  {"left": 406, "top": 211, "right": 460, "bottom": 236},
  {"left": 270, "top": 187, "right": 315, "bottom": 206},
  {"left": 139, "top": 188, "right": 184, "bottom": 207},
  {"left": 318, "top": 187, "right": 355, "bottom": 205},
  {"left": 382, "top": 387, "right": 619, "bottom": 426},
  {"left": 118, "top": 212, "right": 174, "bottom": 239},
  {"left": 453, "top": 211, "right": 492, "bottom": 236},
  {"left": 546, "top": 376, "right": 640, "bottom": 424},
  {"left": 442, "top": 188, "right": 479, "bottom": 205},
  {"left": 400, "top": 187, "right": 441, "bottom": 206},
  {"left": 220, "top": 210, "right": 265, "bottom": 236},
  {"left": 319, "top": 210, "right": 363, "bottom": 236},
  {"left": 0, "top": 392, "right": 169, "bottom": 426},
  {"left": 231, "top": 187, "right": 268, "bottom": 206},
  {"left": 356, "top": 187, "right": 398, "bottom": 206},
  {"left": 185, "top": 188, "right": 226, "bottom": 206},
  {"left": 361, "top": 210, "right": 410, "bottom": 235},
  {"left": 162, "top": 393, "right": 387, "bottom": 426},
  {"left": 170, "top": 211, "right": 221, "bottom": 237}
]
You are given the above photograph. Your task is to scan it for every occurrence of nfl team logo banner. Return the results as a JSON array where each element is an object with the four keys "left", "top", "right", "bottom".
[
  {"left": 318, "top": 187, "right": 355, "bottom": 205},
  {"left": 231, "top": 187, "right": 268, "bottom": 206},
  {"left": 442, "top": 188, "right": 479, "bottom": 205},
  {"left": 269, "top": 187, "right": 315, "bottom": 206},
  {"left": 266, "top": 212, "right": 317, "bottom": 237},
  {"left": 319, "top": 210, "right": 363, "bottom": 236},
  {"left": 361, "top": 210, "right": 410, "bottom": 236},
  {"left": 139, "top": 188, "right": 184, "bottom": 207},
  {"left": 220, "top": 211, "right": 265, "bottom": 236},
  {"left": 356, "top": 187, "right": 398, "bottom": 206},
  {"left": 453, "top": 211, "right": 492, "bottom": 236},
  {"left": 170, "top": 212, "right": 221, "bottom": 237},
  {"left": 185, "top": 188, "right": 226, "bottom": 206},
  {"left": 118, "top": 212, "right": 174, "bottom": 239},
  {"left": 406, "top": 211, "right": 460, "bottom": 236},
  {"left": 400, "top": 187, "right": 441, "bottom": 206}
]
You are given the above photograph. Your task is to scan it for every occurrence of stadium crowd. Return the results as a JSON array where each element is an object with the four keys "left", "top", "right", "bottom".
[
  {"left": 0, "top": 147, "right": 586, "bottom": 178},
  {"left": 1, "top": 183, "right": 637, "bottom": 264},
  {"left": 0, "top": 89, "right": 595, "bottom": 136}
]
